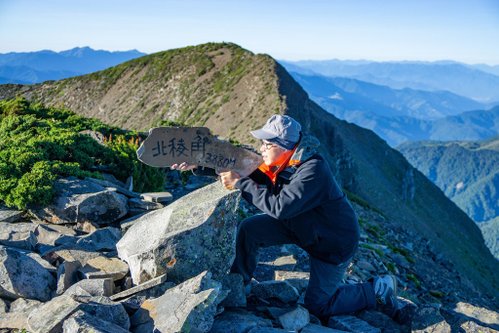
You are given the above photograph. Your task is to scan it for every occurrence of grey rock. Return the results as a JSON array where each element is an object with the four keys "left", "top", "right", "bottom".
[
  {"left": 0, "top": 205, "right": 23, "bottom": 222},
  {"left": 274, "top": 270, "right": 310, "bottom": 294},
  {"left": 119, "top": 212, "right": 147, "bottom": 234},
  {"left": 394, "top": 296, "right": 417, "bottom": 326},
  {"left": 36, "top": 177, "right": 128, "bottom": 226},
  {"left": 9, "top": 298, "right": 42, "bottom": 313},
  {"left": 34, "top": 223, "right": 78, "bottom": 250},
  {"left": 131, "top": 271, "right": 225, "bottom": 333},
  {"left": 251, "top": 280, "right": 300, "bottom": 304},
  {"left": 76, "top": 296, "right": 130, "bottom": 330},
  {"left": 56, "top": 260, "right": 82, "bottom": 295},
  {"left": 112, "top": 275, "right": 175, "bottom": 311},
  {"left": 117, "top": 182, "right": 240, "bottom": 284},
  {"left": 273, "top": 254, "right": 297, "bottom": 268},
  {"left": 460, "top": 320, "right": 499, "bottom": 332},
  {"left": 111, "top": 274, "right": 168, "bottom": 301},
  {"left": 42, "top": 248, "right": 104, "bottom": 266},
  {"left": 80, "top": 130, "right": 106, "bottom": 146},
  {"left": 78, "top": 256, "right": 129, "bottom": 281},
  {"left": 0, "top": 297, "right": 7, "bottom": 313},
  {"left": 301, "top": 323, "right": 350, "bottom": 333},
  {"left": 210, "top": 309, "right": 273, "bottom": 333},
  {"left": 64, "top": 278, "right": 114, "bottom": 297},
  {"left": 453, "top": 302, "right": 499, "bottom": 328},
  {"left": 0, "top": 222, "right": 37, "bottom": 250},
  {"left": 328, "top": 315, "right": 381, "bottom": 333},
  {"left": 62, "top": 310, "right": 130, "bottom": 333},
  {"left": 357, "top": 310, "right": 405, "bottom": 333},
  {"left": 75, "top": 227, "right": 121, "bottom": 252},
  {"left": 140, "top": 192, "right": 173, "bottom": 204},
  {"left": 221, "top": 273, "right": 247, "bottom": 308},
  {"left": 128, "top": 197, "right": 164, "bottom": 210},
  {"left": 411, "top": 305, "right": 451, "bottom": 333},
  {"left": 86, "top": 176, "right": 140, "bottom": 198},
  {"left": 265, "top": 306, "right": 289, "bottom": 320},
  {"left": 0, "top": 245, "right": 56, "bottom": 301},
  {"left": 0, "top": 312, "right": 29, "bottom": 330},
  {"left": 278, "top": 305, "right": 310, "bottom": 331},
  {"left": 27, "top": 295, "right": 82, "bottom": 333}
]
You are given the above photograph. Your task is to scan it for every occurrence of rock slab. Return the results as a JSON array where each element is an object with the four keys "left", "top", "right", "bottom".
[
  {"left": 117, "top": 181, "right": 240, "bottom": 284},
  {"left": 131, "top": 271, "right": 226, "bottom": 333}
]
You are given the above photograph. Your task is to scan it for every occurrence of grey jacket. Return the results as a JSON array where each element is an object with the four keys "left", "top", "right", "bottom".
[{"left": 235, "top": 135, "right": 360, "bottom": 264}]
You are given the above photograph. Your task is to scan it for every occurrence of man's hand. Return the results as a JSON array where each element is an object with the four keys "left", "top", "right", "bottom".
[
  {"left": 219, "top": 170, "right": 241, "bottom": 190},
  {"left": 170, "top": 162, "right": 197, "bottom": 171}
]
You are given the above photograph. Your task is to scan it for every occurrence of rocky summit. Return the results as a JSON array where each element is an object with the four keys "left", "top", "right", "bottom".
[
  {"left": 0, "top": 42, "right": 498, "bottom": 332},
  {"left": 0, "top": 171, "right": 498, "bottom": 332}
]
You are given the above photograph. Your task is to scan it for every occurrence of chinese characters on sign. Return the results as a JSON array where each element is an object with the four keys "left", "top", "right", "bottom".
[{"left": 151, "top": 136, "right": 208, "bottom": 158}]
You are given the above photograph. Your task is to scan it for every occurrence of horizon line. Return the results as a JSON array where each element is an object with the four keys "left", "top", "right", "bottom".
[{"left": 1, "top": 45, "right": 498, "bottom": 67}]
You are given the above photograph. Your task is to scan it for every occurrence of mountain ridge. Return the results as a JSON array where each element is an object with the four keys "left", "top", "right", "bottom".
[
  {"left": 288, "top": 71, "right": 499, "bottom": 146},
  {"left": 398, "top": 137, "right": 499, "bottom": 223},
  {"left": 398, "top": 137, "right": 499, "bottom": 260}
]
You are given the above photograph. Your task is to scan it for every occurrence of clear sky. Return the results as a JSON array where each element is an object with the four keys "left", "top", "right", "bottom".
[{"left": 1, "top": 0, "right": 498, "bottom": 64}]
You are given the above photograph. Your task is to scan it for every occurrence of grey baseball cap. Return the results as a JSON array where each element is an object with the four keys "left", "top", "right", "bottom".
[{"left": 251, "top": 114, "right": 302, "bottom": 143}]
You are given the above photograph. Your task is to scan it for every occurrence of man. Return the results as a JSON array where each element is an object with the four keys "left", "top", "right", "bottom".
[{"left": 172, "top": 114, "right": 398, "bottom": 320}]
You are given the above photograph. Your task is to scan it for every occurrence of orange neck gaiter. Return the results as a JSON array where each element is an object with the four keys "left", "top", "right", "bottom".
[{"left": 257, "top": 147, "right": 300, "bottom": 184}]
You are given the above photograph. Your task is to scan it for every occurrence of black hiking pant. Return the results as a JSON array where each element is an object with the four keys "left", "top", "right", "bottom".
[{"left": 230, "top": 213, "right": 376, "bottom": 319}]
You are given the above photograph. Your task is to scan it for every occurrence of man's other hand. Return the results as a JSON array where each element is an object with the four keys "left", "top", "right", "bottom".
[
  {"left": 170, "top": 162, "right": 197, "bottom": 171},
  {"left": 219, "top": 171, "right": 241, "bottom": 190}
]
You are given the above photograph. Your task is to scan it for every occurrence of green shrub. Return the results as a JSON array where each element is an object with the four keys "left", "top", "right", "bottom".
[{"left": 0, "top": 98, "right": 165, "bottom": 209}]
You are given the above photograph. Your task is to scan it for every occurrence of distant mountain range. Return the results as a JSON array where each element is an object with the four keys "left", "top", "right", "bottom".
[
  {"left": 287, "top": 72, "right": 499, "bottom": 146},
  {"left": 0, "top": 47, "right": 145, "bottom": 84},
  {"left": 281, "top": 59, "right": 499, "bottom": 103},
  {"left": 398, "top": 137, "right": 499, "bottom": 259}
]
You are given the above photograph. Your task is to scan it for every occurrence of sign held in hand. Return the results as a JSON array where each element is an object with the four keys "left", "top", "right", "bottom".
[{"left": 137, "top": 127, "right": 262, "bottom": 177}]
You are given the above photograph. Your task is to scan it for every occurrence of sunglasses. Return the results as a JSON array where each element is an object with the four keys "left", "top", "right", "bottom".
[{"left": 261, "top": 141, "right": 277, "bottom": 150}]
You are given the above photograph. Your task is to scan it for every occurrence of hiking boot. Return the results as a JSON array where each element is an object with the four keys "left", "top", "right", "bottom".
[{"left": 373, "top": 275, "right": 399, "bottom": 317}]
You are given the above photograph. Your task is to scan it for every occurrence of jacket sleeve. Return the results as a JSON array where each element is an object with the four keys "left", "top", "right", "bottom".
[{"left": 234, "top": 159, "right": 327, "bottom": 220}]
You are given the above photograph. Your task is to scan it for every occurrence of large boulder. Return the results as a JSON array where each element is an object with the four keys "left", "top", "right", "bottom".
[
  {"left": 35, "top": 177, "right": 128, "bottom": 226},
  {"left": 0, "top": 245, "right": 56, "bottom": 301},
  {"left": 62, "top": 310, "right": 130, "bottom": 333},
  {"left": 27, "top": 295, "right": 82, "bottom": 333},
  {"left": 117, "top": 182, "right": 240, "bottom": 284},
  {"left": 210, "top": 309, "right": 273, "bottom": 333},
  {"left": 0, "top": 204, "right": 23, "bottom": 222},
  {"left": 75, "top": 227, "right": 121, "bottom": 252},
  {"left": 34, "top": 223, "right": 78, "bottom": 252},
  {"left": 0, "top": 222, "right": 37, "bottom": 250},
  {"left": 110, "top": 274, "right": 175, "bottom": 311},
  {"left": 130, "top": 271, "right": 226, "bottom": 333},
  {"left": 78, "top": 256, "right": 129, "bottom": 281},
  {"left": 64, "top": 278, "right": 114, "bottom": 297},
  {"left": 76, "top": 295, "right": 130, "bottom": 330}
]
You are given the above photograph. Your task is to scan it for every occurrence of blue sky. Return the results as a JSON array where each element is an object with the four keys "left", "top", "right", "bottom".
[{"left": 1, "top": 0, "right": 498, "bottom": 64}]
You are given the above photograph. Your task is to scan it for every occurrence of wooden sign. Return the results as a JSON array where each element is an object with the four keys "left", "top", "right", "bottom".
[{"left": 136, "top": 127, "right": 263, "bottom": 177}]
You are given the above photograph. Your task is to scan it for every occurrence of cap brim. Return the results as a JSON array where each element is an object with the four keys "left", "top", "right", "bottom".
[{"left": 250, "top": 129, "right": 277, "bottom": 140}]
